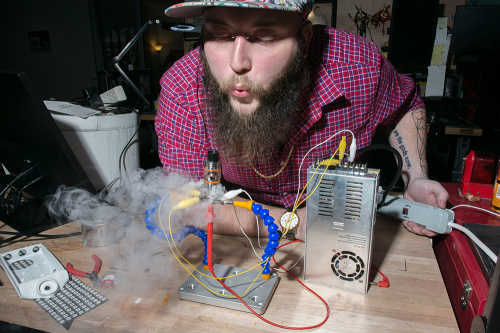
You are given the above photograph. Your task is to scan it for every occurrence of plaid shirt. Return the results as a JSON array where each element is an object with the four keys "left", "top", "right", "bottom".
[{"left": 155, "top": 26, "right": 424, "bottom": 208}]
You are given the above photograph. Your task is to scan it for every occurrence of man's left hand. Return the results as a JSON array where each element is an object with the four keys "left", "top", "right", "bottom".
[{"left": 401, "top": 177, "right": 449, "bottom": 237}]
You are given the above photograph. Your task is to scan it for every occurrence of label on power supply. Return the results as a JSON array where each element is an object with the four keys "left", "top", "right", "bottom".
[
  {"left": 337, "top": 233, "right": 368, "bottom": 250},
  {"left": 332, "top": 221, "right": 345, "bottom": 230}
]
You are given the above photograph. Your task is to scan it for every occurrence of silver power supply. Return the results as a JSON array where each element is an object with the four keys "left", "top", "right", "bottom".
[{"left": 304, "top": 162, "right": 380, "bottom": 293}]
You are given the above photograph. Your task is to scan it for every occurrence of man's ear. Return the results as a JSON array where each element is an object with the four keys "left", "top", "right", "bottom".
[{"left": 302, "top": 21, "right": 313, "bottom": 57}]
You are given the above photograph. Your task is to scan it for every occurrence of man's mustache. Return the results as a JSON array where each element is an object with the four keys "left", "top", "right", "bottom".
[{"left": 219, "top": 75, "right": 266, "bottom": 95}]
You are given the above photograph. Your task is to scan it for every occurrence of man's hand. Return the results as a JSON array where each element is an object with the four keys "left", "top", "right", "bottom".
[{"left": 401, "top": 177, "right": 449, "bottom": 237}]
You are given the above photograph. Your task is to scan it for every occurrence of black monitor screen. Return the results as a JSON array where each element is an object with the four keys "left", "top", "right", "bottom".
[
  {"left": 387, "top": 0, "right": 440, "bottom": 67},
  {"left": 449, "top": 5, "right": 500, "bottom": 55},
  {"left": 0, "top": 70, "right": 96, "bottom": 231}
]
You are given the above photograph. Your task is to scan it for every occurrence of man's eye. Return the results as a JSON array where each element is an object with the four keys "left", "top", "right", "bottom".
[
  {"left": 209, "top": 33, "right": 278, "bottom": 44},
  {"left": 212, "top": 34, "right": 234, "bottom": 41},
  {"left": 247, "top": 35, "right": 277, "bottom": 44}
]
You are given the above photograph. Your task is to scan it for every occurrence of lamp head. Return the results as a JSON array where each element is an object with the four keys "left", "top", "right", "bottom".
[{"left": 157, "top": 20, "right": 196, "bottom": 32}]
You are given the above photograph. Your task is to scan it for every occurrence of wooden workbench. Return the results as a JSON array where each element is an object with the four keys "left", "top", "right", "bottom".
[{"left": 0, "top": 215, "right": 458, "bottom": 332}]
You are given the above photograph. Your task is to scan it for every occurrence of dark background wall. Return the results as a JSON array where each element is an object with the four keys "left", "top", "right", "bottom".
[{"left": 0, "top": 0, "right": 97, "bottom": 101}]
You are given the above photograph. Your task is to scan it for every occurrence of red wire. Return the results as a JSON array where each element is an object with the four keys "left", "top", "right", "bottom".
[
  {"left": 371, "top": 265, "right": 390, "bottom": 288},
  {"left": 208, "top": 238, "right": 330, "bottom": 330},
  {"left": 207, "top": 205, "right": 214, "bottom": 270}
]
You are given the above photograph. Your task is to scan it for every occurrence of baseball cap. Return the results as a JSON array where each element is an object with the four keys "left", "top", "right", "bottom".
[{"left": 165, "top": 0, "right": 314, "bottom": 20}]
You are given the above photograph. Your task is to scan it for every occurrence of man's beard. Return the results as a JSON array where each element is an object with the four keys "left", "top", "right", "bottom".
[{"left": 201, "top": 40, "right": 311, "bottom": 166}]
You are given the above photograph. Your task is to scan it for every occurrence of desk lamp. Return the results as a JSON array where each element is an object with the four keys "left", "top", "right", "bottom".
[{"left": 112, "top": 19, "right": 195, "bottom": 111}]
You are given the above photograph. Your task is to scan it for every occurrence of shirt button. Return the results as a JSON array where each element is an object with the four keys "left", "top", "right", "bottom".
[
  {"left": 280, "top": 161, "right": 285, "bottom": 166},
  {"left": 283, "top": 192, "right": 287, "bottom": 196}
]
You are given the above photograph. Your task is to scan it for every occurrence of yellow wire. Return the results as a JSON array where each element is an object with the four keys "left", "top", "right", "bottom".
[
  {"left": 281, "top": 146, "right": 340, "bottom": 237},
  {"left": 157, "top": 194, "right": 269, "bottom": 297}
]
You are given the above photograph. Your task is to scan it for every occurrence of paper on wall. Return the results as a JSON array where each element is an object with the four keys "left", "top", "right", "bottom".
[
  {"left": 425, "top": 65, "right": 446, "bottom": 97},
  {"left": 431, "top": 17, "right": 450, "bottom": 66}
]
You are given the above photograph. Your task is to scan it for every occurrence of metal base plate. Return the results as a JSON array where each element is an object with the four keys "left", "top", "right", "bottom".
[{"left": 178, "top": 263, "right": 280, "bottom": 314}]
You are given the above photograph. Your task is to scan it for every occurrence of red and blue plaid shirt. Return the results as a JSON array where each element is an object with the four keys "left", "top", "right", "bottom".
[{"left": 155, "top": 26, "right": 424, "bottom": 208}]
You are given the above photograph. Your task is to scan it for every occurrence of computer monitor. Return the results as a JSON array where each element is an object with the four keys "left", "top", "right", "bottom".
[
  {"left": 0, "top": 70, "right": 97, "bottom": 232},
  {"left": 387, "top": 0, "right": 441, "bottom": 67},
  {"left": 449, "top": 5, "right": 500, "bottom": 55}
]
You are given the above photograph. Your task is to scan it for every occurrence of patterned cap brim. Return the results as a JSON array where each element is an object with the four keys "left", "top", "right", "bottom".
[{"left": 165, "top": 1, "right": 307, "bottom": 19}]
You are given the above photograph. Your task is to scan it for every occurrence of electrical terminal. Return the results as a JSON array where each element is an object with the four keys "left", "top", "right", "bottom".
[
  {"left": 348, "top": 137, "right": 357, "bottom": 162},
  {"left": 209, "top": 188, "right": 246, "bottom": 205},
  {"left": 218, "top": 189, "right": 243, "bottom": 201},
  {"left": 369, "top": 279, "right": 389, "bottom": 288},
  {"left": 338, "top": 136, "right": 347, "bottom": 160},
  {"left": 211, "top": 199, "right": 231, "bottom": 205}
]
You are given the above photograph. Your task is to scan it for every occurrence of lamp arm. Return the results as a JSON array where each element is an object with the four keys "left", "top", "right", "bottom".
[
  {"left": 114, "top": 19, "right": 156, "bottom": 63},
  {"left": 112, "top": 19, "right": 158, "bottom": 111}
]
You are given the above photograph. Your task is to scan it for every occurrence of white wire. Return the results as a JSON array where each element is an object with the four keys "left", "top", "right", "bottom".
[
  {"left": 451, "top": 204, "right": 500, "bottom": 219},
  {"left": 230, "top": 189, "right": 266, "bottom": 261},
  {"left": 448, "top": 222, "right": 497, "bottom": 263},
  {"left": 448, "top": 204, "right": 500, "bottom": 264},
  {"left": 273, "top": 252, "right": 305, "bottom": 273},
  {"left": 239, "top": 190, "right": 266, "bottom": 248},
  {"left": 233, "top": 204, "right": 262, "bottom": 260}
]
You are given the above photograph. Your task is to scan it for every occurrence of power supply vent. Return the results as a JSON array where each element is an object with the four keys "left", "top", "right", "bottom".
[
  {"left": 317, "top": 179, "right": 335, "bottom": 217},
  {"left": 345, "top": 181, "right": 362, "bottom": 221},
  {"left": 331, "top": 251, "right": 365, "bottom": 281}
]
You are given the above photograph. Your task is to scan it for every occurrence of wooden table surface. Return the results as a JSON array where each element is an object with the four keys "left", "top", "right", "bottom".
[{"left": 0, "top": 214, "right": 458, "bottom": 332}]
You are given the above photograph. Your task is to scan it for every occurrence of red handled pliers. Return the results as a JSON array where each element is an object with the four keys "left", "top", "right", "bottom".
[{"left": 66, "top": 254, "right": 102, "bottom": 287}]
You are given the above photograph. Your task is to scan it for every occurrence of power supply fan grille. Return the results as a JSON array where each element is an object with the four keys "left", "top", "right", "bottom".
[
  {"left": 318, "top": 179, "right": 335, "bottom": 217},
  {"left": 345, "top": 181, "right": 362, "bottom": 221},
  {"left": 331, "top": 251, "right": 365, "bottom": 281}
]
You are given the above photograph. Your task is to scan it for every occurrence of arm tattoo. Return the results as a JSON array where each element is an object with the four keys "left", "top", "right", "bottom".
[
  {"left": 393, "top": 109, "right": 428, "bottom": 176},
  {"left": 393, "top": 130, "right": 412, "bottom": 169},
  {"left": 411, "top": 108, "right": 428, "bottom": 176}
]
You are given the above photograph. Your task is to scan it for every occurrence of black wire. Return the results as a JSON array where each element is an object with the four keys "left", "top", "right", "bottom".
[
  {"left": 0, "top": 230, "right": 82, "bottom": 238},
  {"left": 355, "top": 144, "right": 403, "bottom": 208},
  {"left": 13, "top": 176, "right": 43, "bottom": 208},
  {"left": 0, "top": 225, "right": 82, "bottom": 248},
  {"left": 0, "top": 165, "right": 35, "bottom": 198},
  {"left": 116, "top": 115, "right": 141, "bottom": 188}
]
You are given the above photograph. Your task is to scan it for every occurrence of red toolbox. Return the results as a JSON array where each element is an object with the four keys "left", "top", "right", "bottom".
[{"left": 434, "top": 183, "right": 500, "bottom": 333}]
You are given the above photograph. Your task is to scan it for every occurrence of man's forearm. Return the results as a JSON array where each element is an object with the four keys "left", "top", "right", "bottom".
[
  {"left": 211, "top": 198, "right": 306, "bottom": 239},
  {"left": 388, "top": 107, "right": 428, "bottom": 186}
]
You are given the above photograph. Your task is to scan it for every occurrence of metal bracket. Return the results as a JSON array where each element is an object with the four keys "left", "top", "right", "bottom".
[
  {"left": 178, "top": 263, "right": 280, "bottom": 314},
  {"left": 461, "top": 280, "right": 472, "bottom": 311}
]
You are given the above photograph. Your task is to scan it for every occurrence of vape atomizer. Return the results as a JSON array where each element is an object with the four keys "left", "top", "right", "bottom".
[{"left": 203, "top": 150, "right": 221, "bottom": 190}]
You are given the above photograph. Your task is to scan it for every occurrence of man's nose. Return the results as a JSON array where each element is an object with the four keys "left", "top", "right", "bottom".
[{"left": 230, "top": 36, "right": 252, "bottom": 75}]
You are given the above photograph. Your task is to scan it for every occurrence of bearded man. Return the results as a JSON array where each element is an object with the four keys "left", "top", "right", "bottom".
[{"left": 155, "top": 0, "right": 449, "bottom": 240}]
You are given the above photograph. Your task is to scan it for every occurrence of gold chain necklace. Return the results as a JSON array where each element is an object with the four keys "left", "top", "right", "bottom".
[{"left": 251, "top": 145, "right": 295, "bottom": 179}]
